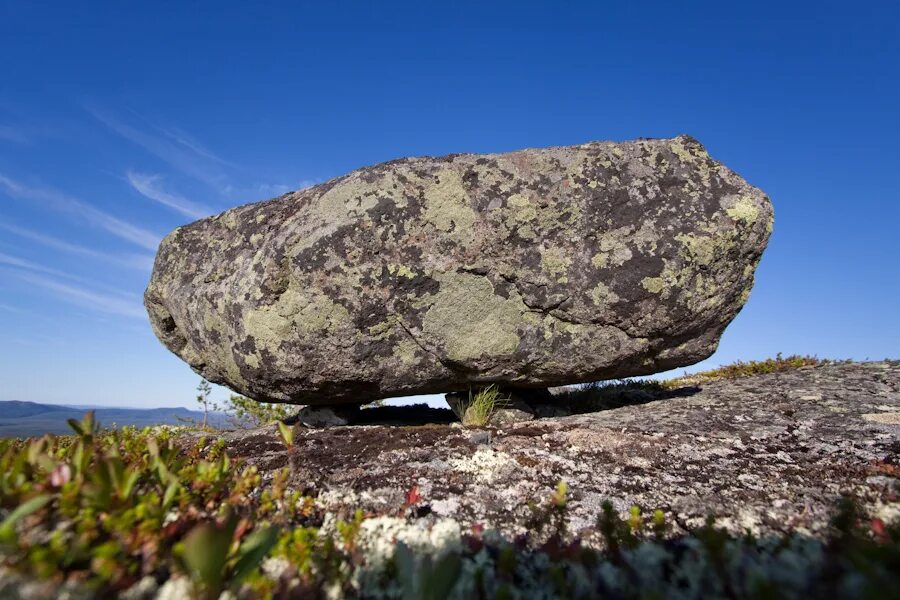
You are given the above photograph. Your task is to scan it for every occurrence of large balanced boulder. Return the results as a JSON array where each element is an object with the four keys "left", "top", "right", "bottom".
[{"left": 145, "top": 136, "right": 773, "bottom": 405}]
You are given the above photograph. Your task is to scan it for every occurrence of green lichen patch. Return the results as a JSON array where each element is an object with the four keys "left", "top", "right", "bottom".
[
  {"left": 539, "top": 246, "right": 572, "bottom": 283},
  {"left": 641, "top": 276, "right": 665, "bottom": 294},
  {"left": 420, "top": 168, "right": 478, "bottom": 243},
  {"left": 590, "top": 282, "right": 619, "bottom": 307},
  {"left": 724, "top": 194, "right": 761, "bottom": 225},
  {"left": 675, "top": 232, "right": 718, "bottom": 266},
  {"left": 421, "top": 271, "right": 523, "bottom": 363}
]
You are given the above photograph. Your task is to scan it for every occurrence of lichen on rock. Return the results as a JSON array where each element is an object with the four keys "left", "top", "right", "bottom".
[{"left": 145, "top": 135, "right": 774, "bottom": 405}]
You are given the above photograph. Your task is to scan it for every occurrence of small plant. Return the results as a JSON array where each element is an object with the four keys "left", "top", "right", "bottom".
[
  {"left": 179, "top": 512, "right": 279, "bottom": 599},
  {"left": 552, "top": 355, "right": 828, "bottom": 416},
  {"left": 458, "top": 385, "right": 509, "bottom": 427},
  {"left": 277, "top": 421, "right": 295, "bottom": 449},
  {"left": 394, "top": 541, "right": 462, "bottom": 600},
  {"left": 1, "top": 407, "right": 898, "bottom": 598},
  {"left": 227, "top": 394, "right": 297, "bottom": 428},
  {"left": 664, "top": 353, "right": 824, "bottom": 387},
  {"left": 196, "top": 379, "right": 216, "bottom": 428}
]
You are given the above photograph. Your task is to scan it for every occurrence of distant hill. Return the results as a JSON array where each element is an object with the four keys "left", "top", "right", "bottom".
[{"left": 0, "top": 401, "right": 232, "bottom": 438}]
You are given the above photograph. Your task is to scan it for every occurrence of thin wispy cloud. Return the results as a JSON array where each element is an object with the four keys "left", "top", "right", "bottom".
[
  {"left": 0, "top": 301, "right": 31, "bottom": 315},
  {"left": 0, "top": 251, "right": 85, "bottom": 282},
  {"left": 0, "top": 250, "right": 148, "bottom": 304},
  {"left": 88, "top": 107, "right": 233, "bottom": 194},
  {"left": 0, "top": 221, "right": 155, "bottom": 271},
  {"left": 0, "top": 124, "right": 30, "bottom": 144},
  {"left": 12, "top": 271, "right": 146, "bottom": 319},
  {"left": 0, "top": 174, "right": 162, "bottom": 251},
  {"left": 125, "top": 171, "right": 212, "bottom": 220},
  {"left": 153, "top": 124, "right": 236, "bottom": 168}
]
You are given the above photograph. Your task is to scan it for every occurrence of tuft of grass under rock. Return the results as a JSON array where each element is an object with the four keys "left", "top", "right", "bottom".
[{"left": 458, "top": 385, "right": 510, "bottom": 428}]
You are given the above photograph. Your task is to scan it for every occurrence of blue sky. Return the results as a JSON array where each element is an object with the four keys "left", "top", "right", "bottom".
[{"left": 1, "top": 1, "right": 897, "bottom": 408}]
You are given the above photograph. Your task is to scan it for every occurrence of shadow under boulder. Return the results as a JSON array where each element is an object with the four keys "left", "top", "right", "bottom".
[{"left": 293, "top": 381, "right": 702, "bottom": 428}]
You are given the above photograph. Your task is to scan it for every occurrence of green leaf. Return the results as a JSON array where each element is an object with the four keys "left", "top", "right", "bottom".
[
  {"left": 277, "top": 421, "right": 294, "bottom": 448},
  {"left": 120, "top": 469, "right": 140, "bottom": 499},
  {"left": 427, "top": 552, "right": 462, "bottom": 600},
  {"left": 182, "top": 519, "right": 236, "bottom": 593},
  {"left": 66, "top": 418, "right": 84, "bottom": 436},
  {"left": 0, "top": 495, "right": 52, "bottom": 541},
  {"left": 163, "top": 481, "right": 180, "bottom": 510},
  {"left": 394, "top": 542, "right": 419, "bottom": 599},
  {"left": 231, "top": 526, "right": 279, "bottom": 583}
]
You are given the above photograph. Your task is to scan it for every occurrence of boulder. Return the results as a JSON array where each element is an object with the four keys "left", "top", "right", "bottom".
[
  {"left": 296, "top": 405, "right": 359, "bottom": 428},
  {"left": 145, "top": 136, "right": 773, "bottom": 405}
]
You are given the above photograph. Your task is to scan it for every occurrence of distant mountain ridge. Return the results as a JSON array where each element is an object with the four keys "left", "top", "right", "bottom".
[
  {"left": 1, "top": 400, "right": 72, "bottom": 419},
  {"left": 0, "top": 400, "right": 231, "bottom": 438}
]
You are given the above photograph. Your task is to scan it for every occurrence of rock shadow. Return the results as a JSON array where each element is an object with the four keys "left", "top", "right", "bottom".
[
  {"left": 551, "top": 382, "right": 702, "bottom": 415},
  {"left": 288, "top": 384, "right": 703, "bottom": 429}
]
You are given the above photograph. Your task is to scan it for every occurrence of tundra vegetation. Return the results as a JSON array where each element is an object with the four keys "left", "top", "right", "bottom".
[{"left": 1, "top": 356, "right": 897, "bottom": 599}]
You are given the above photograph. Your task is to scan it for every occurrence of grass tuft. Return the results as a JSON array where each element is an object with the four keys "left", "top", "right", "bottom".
[{"left": 459, "top": 385, "right": 509, "bottom": 427}]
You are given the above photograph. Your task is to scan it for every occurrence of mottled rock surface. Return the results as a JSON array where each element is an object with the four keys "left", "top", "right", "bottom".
[
  {"left": 194, "top": 361, "right": 899, "bottom": 541},
  {"left": 146, "top": 136, "right": 773, "bottom": 405}
]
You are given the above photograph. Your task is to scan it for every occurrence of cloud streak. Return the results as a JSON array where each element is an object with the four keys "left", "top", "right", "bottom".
[
  {"left": 0, "top": 174, "right": 162, "bottom": 251},
  {"left": 126, "top": 171, "right": 212, "bottom": 220},
  {"left": 88, "top": 107, "right": 233, "bottom": 193},
  {"left": 0, "top": 251, "right": 87, "bottom": 282},
  {"left": 0, "top": 221, "right": 155, "bottom": 271},
  {"left": 0, "top": 124, "right": 30, "bottom": 144},
  {"left": 154, "top": 124, "right": 236, "bottom": 168},
  {"left": 11, "top": 271, "right": 146, "bottom": 319},
  {"left": 0, "top": 250, "right": 145, "bottom": 320}
]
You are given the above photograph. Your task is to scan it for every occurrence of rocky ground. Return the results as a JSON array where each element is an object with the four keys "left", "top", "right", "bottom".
[{"left": 201, "top": 360, "right": 899, "bottom": 542}]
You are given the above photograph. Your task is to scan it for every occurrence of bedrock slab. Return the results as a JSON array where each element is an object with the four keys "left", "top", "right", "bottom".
[
  {"left": 199, "top": 361, "right": 899, "bottom": 541},
  {"left": 146, "top": 136, "right": 772, "bottom": 405}
]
